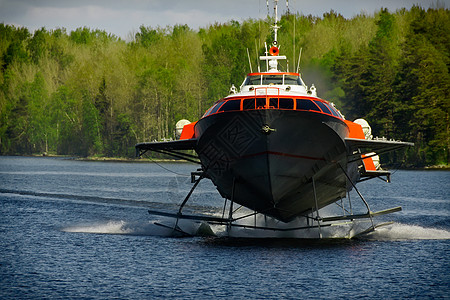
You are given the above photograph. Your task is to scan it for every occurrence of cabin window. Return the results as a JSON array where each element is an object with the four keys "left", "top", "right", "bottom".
[
  {"left": 244, "top": 75, "right": 261, "bottom": 86},
  {"left": 314, "top": 101, "right": 332, "bottom": 115},
  {"left": 296, "top": 99, "right": 321, "bottom": 112},
  {"left": 269, "top": 98, "right": 278, "bottom": 109},
  {"left": 243, "top": 98, "right": 255, "bottom": 110},
  {"left": 262, "top": 75, "right": 283, "bottom": 85},
  {"left": 218, "top": 99, "right": 241, "bottom": 112},
  {"left": 284, "top": 75, "right": 302, "bottom": 85},
  {"left": 325, "top": 103, "right": 341, "bottom": 118},
  {"left": 204, "top": 103, "right": 220, "bottom": 117},
  {"left": 203, "top": 106, "right": 214, "bottom": 117},
  {"left": 209, "top": 102, "right": 224, "bottom": 115},
  {"left": 256, "top": 97, "right": 266, "bottom": 108},
  {"left": 279, "top": 98, "right": 294, "bottom": 109}
]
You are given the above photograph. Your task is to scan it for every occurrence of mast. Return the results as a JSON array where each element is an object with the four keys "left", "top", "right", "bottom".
[
  {"left": 272, "top": 0, "right": 279, "bottom": 45},
  {"left": 260, "top": 0, "right": 286, "bottom": 72}
]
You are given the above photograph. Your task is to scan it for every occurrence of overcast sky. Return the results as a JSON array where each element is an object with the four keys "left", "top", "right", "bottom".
[{"left": 0, "top": 0, "right": 445, "bottom": 40}]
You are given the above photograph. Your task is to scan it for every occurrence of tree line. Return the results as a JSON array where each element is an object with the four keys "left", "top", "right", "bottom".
[{"left": 0, "top": 6, "right": 448, "bottom": 166}]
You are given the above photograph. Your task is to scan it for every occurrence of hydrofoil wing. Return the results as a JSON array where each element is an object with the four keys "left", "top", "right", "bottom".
[
  {"left": 346, "top": 138, "right": 414, "bottom": 181},
  {"left": 135, "top": 139, "right": 198, "bottom": 162},
  {"left": 136, "top": 138, "right": 197, "bottom": 151},
  {"left": 346, "top": 138, "right": 414, "bottom": 161}
]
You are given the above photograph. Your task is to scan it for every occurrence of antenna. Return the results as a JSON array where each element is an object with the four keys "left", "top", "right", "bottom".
[
  {"left": 255, "top": 40, "right": 260, "bottom": 72},
  {"left": 259, "top": 0, "right": 287, "bottom": 73},
  {"left": 264, "top": 42, "right": 269, "bottom": 71},
  {"left": 293, "top": 9, "right": 295, "bottom": 71},
  {"left": 272, "top": 0, "right": 280, "bottom": 45},
  {"left": 296, "top": 47, "right": 302, "bottom": 73},
  {"left": 247, "top": 48, "right": 253, "bottom": 73}
]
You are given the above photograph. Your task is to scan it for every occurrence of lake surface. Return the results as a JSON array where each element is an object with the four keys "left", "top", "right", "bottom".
[{"left": 1, "top": 156, "right": 449, "bottom": 299}]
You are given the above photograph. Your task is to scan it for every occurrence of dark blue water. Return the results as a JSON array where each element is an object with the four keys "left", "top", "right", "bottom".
[{"left": 1, "top": 156, "right": 449, "bottom": 299}]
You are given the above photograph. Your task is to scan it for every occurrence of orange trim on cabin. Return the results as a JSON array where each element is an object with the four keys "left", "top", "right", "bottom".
[
  {"left": 179, "top": 121, "right": 197, "bottom": 140},
  {"left": 344, "top": 120, "right": 366, "bottom": 139}
]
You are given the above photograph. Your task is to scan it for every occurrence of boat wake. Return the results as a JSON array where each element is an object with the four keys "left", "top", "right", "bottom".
[
  {"left": 0, "top": 188, "right": 191, "bottom": 213},
  {"left": 62, "top": 220, "right": 172, "bottom": 236},
  {"left": 61, "top": 219, "right": 212, "bottom": 237},
  {"left": 360, "top": 223, "right": 450, "bottom": 241},
  {"left": 61, "top": 219, "right": 450, "bottom": 241}
]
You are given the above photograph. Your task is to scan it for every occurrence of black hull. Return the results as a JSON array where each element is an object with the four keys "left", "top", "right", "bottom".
[{"left": 195, "top": 110, "right": 350, "bottom": 222}]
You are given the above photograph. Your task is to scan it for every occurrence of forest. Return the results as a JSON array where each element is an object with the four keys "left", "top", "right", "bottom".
[{"left": 0, "top": 6, "right": 448, "bottom": 167}]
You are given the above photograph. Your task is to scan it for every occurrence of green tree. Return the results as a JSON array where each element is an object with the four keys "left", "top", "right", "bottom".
[
  {"left": 395, "top": 7, "right": 450, "bottom": 165},
  {"left": 364, "top": 8, "right": 400, "bottom": 137}
]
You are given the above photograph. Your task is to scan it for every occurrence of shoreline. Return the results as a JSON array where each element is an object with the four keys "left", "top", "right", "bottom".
[
  {"left": 77, "top": 156, "right": 191, "bottom": 163},
  {"left": 2, "top": 154, "right": 193, "bottom": 164},
  {"left": 2, "top": 154, "right": 449, "bottom": 169}
]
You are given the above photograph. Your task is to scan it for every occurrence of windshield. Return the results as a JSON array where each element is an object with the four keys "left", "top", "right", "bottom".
[
  {"left": 262, "top": 75, "right": 283, "bottom": 85},
  {"left": 243, "top": 74, "right": 303, "bottom": 86},
  {"left": 284, "top": 75, "right": 303, "bottom": 85},
  {"left": 244, "top": 75, "right": 261, "bottom": 85}
]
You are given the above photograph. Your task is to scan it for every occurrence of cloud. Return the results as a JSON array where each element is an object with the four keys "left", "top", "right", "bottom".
[
  {"left": 26, "top": 5, "right": 120, "bottom": 25},
  {"left": 0, "top": 0, "right": 445, "bottom": 39}
]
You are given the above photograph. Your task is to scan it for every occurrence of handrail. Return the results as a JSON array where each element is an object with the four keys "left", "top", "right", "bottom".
[{"left": 252, "top": 87, "right": 281, "bottom": 108}]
